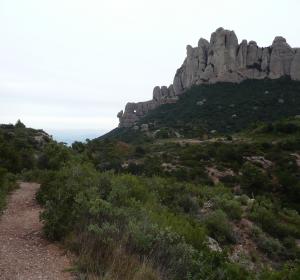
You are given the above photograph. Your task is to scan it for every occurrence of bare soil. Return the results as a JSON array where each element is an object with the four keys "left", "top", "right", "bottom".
[{"left": 0, "top": 182, "right": 74, "bottom": 280}]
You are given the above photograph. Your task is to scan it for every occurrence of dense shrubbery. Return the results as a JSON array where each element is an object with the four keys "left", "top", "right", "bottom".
[
  {"left": 250, "top": 199, "right": 300, "bottom": 240},
  {"left": 0, "top": 121, "right": 53, "bottom": 173},
  {"left": 37, "top": 163, "right": 254, "bottom": 279},
  {"left": 0, "top": 168, "right": 17, "bottom": 212},
  {"left": 37, "top": 142, "right": 71, "bottom": 170},
  {"left": 0, "top": 121, "right": 49, "bottom": 211},
  {"left": 62, "top": 114, "right": 300, "bottom": 278},
  {"left": 35, "top": 157, "right": 300, "bottom": 279},
  {"left": 261, "top": 263, "right": 300, "bottom": 280},
  {"left": 240, "top": 162, "right": 272, "bottom": 195},
  {"left": 137, "top": 78, "right": 300, "bottom": 136},
  {"left": 204, "top": 209, "right": 236, "bottom": 244}
]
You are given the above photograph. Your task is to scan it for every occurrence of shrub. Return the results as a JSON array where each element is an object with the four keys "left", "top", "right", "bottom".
[
  {"left": 149, "top": 210, "right": 206, "bottom": 250},
  {"left": 249, "top": 199, "right": 300, "bottom": 240},
  {"left": 204, "top": 210, "right": 236, "bottom": 244},
  {"left": 252, "top": 226, "right": 283, "bottom": 259},
  {"left": 38, "top": 142, "right": 71, "bottom": 170},
  {"left": 275, "top": 122, "right": 299, "bottom": 134},
  {"left": 237, "top": 194, "right": 250, "bottom": 206},
  {"left": 0, "top": 169, "right": 17, "bottom": 212},
  {"left": 260, "top": 262, "right": 300, "bottom": 280},
  {"left": 240, "top": 162, "right": 271, "bottom": 194},
  {"left": 15, "top": 119, "right": 26, "bottom": 129},
  {"left": 222, "top": 199, "right": 243, "bottom": 220},
  {"left": 37, "top": 163, "right": 252, "bottom": 279},
  {"left": 213, "top": 195, "right": 243, "bottom": 220}
]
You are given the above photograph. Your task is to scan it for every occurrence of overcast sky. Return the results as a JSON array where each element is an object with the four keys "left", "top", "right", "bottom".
[{"left": 1, "top": 0, "right": 300, "bottom": 133}]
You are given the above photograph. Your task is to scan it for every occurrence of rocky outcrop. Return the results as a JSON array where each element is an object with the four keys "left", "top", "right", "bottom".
[
  {"left": 118, "top": 28, "right": 300, "bottom": 127},
  {"left": 291, "top": 49, "right": 300, "bottom": 81},
  {"left": 269, "top": 37, "right": 295, "bottom": 79},
  {"left": 118, "top": 86, "right": 178, "bottom": 127}
]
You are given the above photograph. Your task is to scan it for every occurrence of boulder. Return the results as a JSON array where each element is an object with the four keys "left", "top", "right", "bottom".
[
  {"left": 207, "top": 237, "right": 222, "bottom": 253},
  {"left": 141, "top": 124, "right": 149, "bottom": 132}
]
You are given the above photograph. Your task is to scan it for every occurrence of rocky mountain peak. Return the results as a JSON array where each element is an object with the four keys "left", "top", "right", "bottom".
[
  {"left": 272, "top": 36, "right": 287, "bottom": 45},
  {"left": 118, "top": 27, "right": 300, "bottom": 128}
]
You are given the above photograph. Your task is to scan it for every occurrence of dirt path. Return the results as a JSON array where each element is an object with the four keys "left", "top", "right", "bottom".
[{"left": 0, "top": 182, "right": 74, "bottom": 280}]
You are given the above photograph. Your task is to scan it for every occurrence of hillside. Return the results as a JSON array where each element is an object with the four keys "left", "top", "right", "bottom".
[
  {"left": 55, "top": 111, "right": 298, "bottom": 279},
  {"left": 1, "top": 111, "right": 299, "bottom": 280},
  {"left": 142, "top": 78, "right": 300, "bottom": 134},
  {"left": 103, "top": 78, "right": 300, "bottom": 141},
  {"left": 1, "top": 107, "right": 300, "bottom": 279},
  {"left": 74, "top": 73, "right": 300, "bottom": 278}
]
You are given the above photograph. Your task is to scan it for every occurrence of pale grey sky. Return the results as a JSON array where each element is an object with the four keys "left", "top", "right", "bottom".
[{"left": 1, "top": 0, "right": 300, "bottom": 131}]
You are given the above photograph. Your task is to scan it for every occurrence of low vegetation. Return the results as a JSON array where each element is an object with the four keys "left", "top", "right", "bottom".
[
  {"left": 1, "top": 79, "right": 300, "bottom": 279},
  {"left": 32, "top": 117, "right": 300, "bottom": 278}
]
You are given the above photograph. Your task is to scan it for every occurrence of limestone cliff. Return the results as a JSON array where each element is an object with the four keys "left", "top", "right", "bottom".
[{"left": 118, "top": 27, "right": 300, "bottom": 127}]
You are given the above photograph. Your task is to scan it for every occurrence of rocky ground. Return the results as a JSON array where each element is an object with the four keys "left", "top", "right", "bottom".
[{"left": 0, "top": 182, "right": 74, "bottom": 280}]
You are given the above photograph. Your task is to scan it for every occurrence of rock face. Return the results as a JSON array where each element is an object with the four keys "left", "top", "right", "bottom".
[
  {"left": 269, "top": 37, "right": 295, "bottom": 79},
  {"left": 291, "top": 49, "right": 300, "bottom": 81},
  {"left": 118, "top": 86, "right": 178, "bottom": 127},
  {"left": 118, "top": 28, "right": 299, "bottom": 127}
]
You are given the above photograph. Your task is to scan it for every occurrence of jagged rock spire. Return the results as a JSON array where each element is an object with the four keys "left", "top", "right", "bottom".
[{"left": 118, "top": 27, "right": 300, "bottom": 128}]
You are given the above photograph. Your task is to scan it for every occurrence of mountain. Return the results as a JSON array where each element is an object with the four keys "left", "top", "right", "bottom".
[
  {"left": 117, "top": 27, "right": 300, "bottom": 128},
  {"left": 104, "top": 78, "right": 300, "bottom": 143}
]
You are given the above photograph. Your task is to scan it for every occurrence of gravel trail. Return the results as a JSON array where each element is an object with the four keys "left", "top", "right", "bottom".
[{"left": 0, "top": 182, "right": 73, "bottom": 280}]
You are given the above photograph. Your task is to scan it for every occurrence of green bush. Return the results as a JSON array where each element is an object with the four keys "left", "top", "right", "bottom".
[
  {"left": 0, "top": 168, "right": 17, "bottom": 212},
  {"left": 249, "top": 199, "right": 300, "bottom": 240},
  {"left": 149, "top": 210, "right": 206, "bottom": 250},
  {"left": 240, "top": 162, "right": 271, "bottom": 194},
  {"left": 213, "top": 195, "right": 243, "bottom": 220},
  {"left": 204, "top": 209, "right": 236, "bottom": 244},
  {"left": 37, "top": 163, "right": 251, "bottom": 279},
  {"left": 38, "top": 142, "right": 71, "bottom": 170},
  {"left": 260, "top": 262, "right": 300, "bottom": 280},
  {"left": 252, "top": 226, "right": 284, "bottom": 259},
  {"left": 275, "top": 122, "right": 299, "bottom": 134}
]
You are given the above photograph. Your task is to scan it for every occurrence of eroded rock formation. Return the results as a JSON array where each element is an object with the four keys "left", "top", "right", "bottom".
[
  {"left": 118, "top": 27, "right": 300, "bottom": 127},
  {"left": 118, "top": 86, "right": 178, "bottom": 128}
]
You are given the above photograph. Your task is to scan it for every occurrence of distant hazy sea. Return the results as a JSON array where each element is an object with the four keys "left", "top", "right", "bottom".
[{"left": 47, "top": 129, "right": 107, "bottom": 145}]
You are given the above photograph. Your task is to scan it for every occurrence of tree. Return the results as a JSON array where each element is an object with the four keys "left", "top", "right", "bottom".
[{"left": 15, "top": 119, "right": 26, "bottom": 129}]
